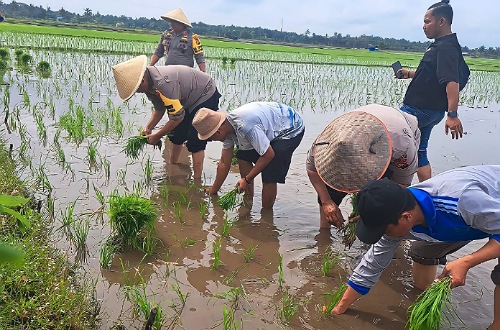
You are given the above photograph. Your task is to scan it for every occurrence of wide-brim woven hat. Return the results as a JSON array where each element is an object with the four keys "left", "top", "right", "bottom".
[
  {"left": 313, "top": 111, "right": 392, "bottom": 193},
  {"left": 161, "top": 8, "right": 192, "bottom": 28},
  {"left": 112, "top": 55, "right": 147, "bottom": 101},
  {"left": 192, "top": 108, "right": 227, "bottom": 140}
]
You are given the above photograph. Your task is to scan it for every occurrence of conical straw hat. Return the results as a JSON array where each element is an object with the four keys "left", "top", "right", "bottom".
[
  {"left": 313, "top": 111, "right": 392, "bottom": 193},
  {"left": 160, "top": 8, "right": 192, "bottom": 28},
  {"left": 112, "top": 55, "right": 147, "bottom": 101}
]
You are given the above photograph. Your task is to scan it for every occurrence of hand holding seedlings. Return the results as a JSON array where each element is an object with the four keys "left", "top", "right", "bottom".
[
  {"left": 124, "top": 136, "right": 162, "bottom": 159},
  {"left": 322, "top": 200, "right": 344, "bottom": 228},
  {"left": 437, "top": 258, "right": 470, "bottom": 287}
]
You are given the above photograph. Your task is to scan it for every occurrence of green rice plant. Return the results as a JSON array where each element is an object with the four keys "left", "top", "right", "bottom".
[
  {"left": 60, "top": 199, "right": 77, "bottom": 230},
  {"left": 243, "top": 244, "right": 258, "bottom": 263},
  {"left": 109, "top": 192, "right": 157, "bottom": 249},
  {"left": 124, "top": 282, "right": 163, "bottom": 329},
  {"left": 143, "top": 156, "right": 153, "bottom": 184},
  {"left": 0, "top": 48, "right": 9, "bottom": 60},
  {"left": 14, "top": 49, "right": 23, "bottom": 59},
  {"left": 124, "top": 136, "right": 147, "bottom": 159},
  {"left": 222, "top": 305, "right": 241, "bottom": 330},
  {"left": 124, "top": 136, "right": 161, "bottom": 159},
  {"left": 180, "top": 237, "right": 197, "bottom": 248},
  {"left": 18, "top": 53, "right": 32, "bottom": 65},
  {"left": 93, "top": 183, "right": 106, "bottom": 206},
  {"left": 116, "top": 168, "right": 127, "bottom": 186},
  {"left": 171, "top": 281, "right": 189, "bottom": 307},
  {"left": 86, "top": 139, "right": 99, "bottom": 170},
  {"left": 322, "top": 282, "right": 347, "bottom": 315},
  {"left": 0, "top": 59, "right": 7, "bottom": 71},
  {"left": 278, "top": 287, "right": 298, "bottom": 324},
  {"left": 322, "top": 247, "right": 340, "bottom": 277},
  {"left": 278, "top": 253, "right": 284, "bottom": 287},
  {"left": 212, "top": 238, "right": 222, "bottom": 270},
  {"left": 172, "top": 200, "right": 184, "bottom": 224},
  {"left": 102, "top": 157, "right": 111, "bottom": 182},
  {"left": 217, "top": 187, "right": 242, "bottom": 211},
  {"left": 338, "top": 192, "right": 359, "bottom": 249},
  {"left": 199, "top": 199, "right": 208, "bottom": 218},
  {"left": 221, "top": 213, "right": 235, "bottom": 238},
  {"left": 71, "top": 217, "right": 90, "bottom": 251},
  {"left": 99, "top": 241, "right": 116, "bottom": 269},
  {"left": 407, "top": 277, "right": 454, "bottom": 330},
  {"left": 36, "top": 61, "right": 51, "bottom": 78},
  {"left": 141, "top": 229, "right": 157, "bottom": 256}
]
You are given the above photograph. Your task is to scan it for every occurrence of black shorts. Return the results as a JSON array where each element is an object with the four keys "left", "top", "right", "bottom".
[
  {"left": 236, "top": 130, "right": 304, "bottom": 184},
  {"left": 168, "top": 89, "right": 221, "bottom": 153},
  {"left": 409, "top": 240, "right": 469, "bottom": 266}
]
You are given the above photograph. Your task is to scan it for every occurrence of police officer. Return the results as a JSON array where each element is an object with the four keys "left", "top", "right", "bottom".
[{"left": 150, "top": 8, "right": 206, "bottom": 73}]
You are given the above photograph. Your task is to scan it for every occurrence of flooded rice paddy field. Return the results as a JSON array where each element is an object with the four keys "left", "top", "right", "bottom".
[{"left": 1, "top": 45, "right": 500, "bottom": 329}]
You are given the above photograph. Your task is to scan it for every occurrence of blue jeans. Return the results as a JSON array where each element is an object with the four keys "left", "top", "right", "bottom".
[{"left": 400, "top": 104, "right": 445, "bottom": 167}]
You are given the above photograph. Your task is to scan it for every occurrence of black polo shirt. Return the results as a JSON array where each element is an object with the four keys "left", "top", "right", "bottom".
[{"left": 403, "top": 33, "right": 461, "bottom": 112}]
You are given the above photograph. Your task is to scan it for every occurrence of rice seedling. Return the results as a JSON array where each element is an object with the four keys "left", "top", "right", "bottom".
[
  {"left": 143, "top": 156, "right": 153, "bottom": 184},
  {"left": 102, "top": 157, "right": 111, "bottom": 182},
  {"left": 124, "top": 136, "right": 161, "bottom": 159},
  {"left": 109, "top": 192, "right": 157, "bottom": 249},
  {"left": 124, "top": 282, "right": 163, "bottom": 330},
  {"left": 142, "top": 229, "right": 157, "bottom": 256},
  {"left": 116, "top": 168, "right": 127, "bottom": 186},
  {"left": 243, "top": 244, "right": 258, "bottom": 263},
  {"left": 171, "top": 281, "right": 189, "bottom": 308},
  {"left": 221, "top": 214, "right": 235, "bottom": 238},
  {"left": 86, "top": 139, "right": 100, "bottom": 170},
  {"left": 278, "top": 253, "right": 284, "bottom": 287},
  {"left": 217, "top": 187, "right": 242, "bottom": 211},
  {"left": 322, "top": 282, "right": 347, "bottom": 315},
  {"left": 180, "top": 237, "right": 197, "bottom": 248},
  {"left": 222, "top": 306, "right": 241, "bottom": 330},
  {"left": 100, "top": 241, "right": 116, "bottom": 269},
  {"left": 407, "top": 277, "right": 454, "bottom": 330},
  {"left": 213, "top": 238, "right": 222, "bottom": 270},
  {"left": 322, "top": 247, "right": 340, "bottom": 277},
  {"left": 71, "top": 217, "right": 90, "bottom": 251},
  {"left": 338, "top": 193, "right": 359, "bottom": 249},
  {"left": 93, "top": 183, "right": 106, "bottom": 206},
  {"left": 172, "top": 200, "right": 184, "bottom": 224},
  {"left": 278, "top": 288, "right": 298, "bottom": 324},
  {"left": 199, "top": 199, "right": 208, "bottom": 218}
]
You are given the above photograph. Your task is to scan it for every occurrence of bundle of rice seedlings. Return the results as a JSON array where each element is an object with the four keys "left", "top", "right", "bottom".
[
  {"left": 109, "top": 193, "right": 157, "bottom": 249},
  {"left": 322, "top": 282, "right": 347, "bottom": 314},
  {"left": 123, "top": 136, "right": 162, "bottom": 159},
  {"left": 407, "top": 277, "right": 453, "bottom": 330},
  {"left": 217, "top": 187, "right": 242, "bottom": 211},
  {"left": 338, "top": 193, "right": 358, "bottom": 249}
]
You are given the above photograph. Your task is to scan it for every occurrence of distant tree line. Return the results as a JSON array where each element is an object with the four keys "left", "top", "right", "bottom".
[{"left": 1, "top": 0, "right": 499, "bottom": 58}]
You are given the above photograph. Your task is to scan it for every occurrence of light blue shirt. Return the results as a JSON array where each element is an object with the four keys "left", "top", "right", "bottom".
[{"left": 222, "top": 102, "right": 305, "bottom": 155}]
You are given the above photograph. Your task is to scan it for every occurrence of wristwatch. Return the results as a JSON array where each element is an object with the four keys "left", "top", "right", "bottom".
[{"left": 447, "top": 111, "right": 458, "bottom": 118}]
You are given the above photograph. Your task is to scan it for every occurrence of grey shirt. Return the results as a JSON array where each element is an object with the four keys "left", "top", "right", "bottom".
[{"left": 145, "top": 65, "right": 216, "bottom": 121}]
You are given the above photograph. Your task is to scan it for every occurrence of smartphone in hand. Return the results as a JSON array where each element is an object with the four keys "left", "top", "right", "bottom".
[{"left": 391, "top": 61, "right": 404, "bottom": 79}]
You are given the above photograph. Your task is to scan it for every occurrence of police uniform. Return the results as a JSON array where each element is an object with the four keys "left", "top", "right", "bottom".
[
  {"left": 145, "top": 65, "right": 220, "bottom": 153},
  {"left": 153, "top": 28, "right": 205, "bottom": 68}
]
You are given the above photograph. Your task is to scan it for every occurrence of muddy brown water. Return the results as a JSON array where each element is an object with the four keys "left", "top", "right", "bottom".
[
  {"left": 2, "top": 58, "right": 499, "bottom": 329},
  {"left": 93, "top": 105, "right": 499, "bottom": 329}
]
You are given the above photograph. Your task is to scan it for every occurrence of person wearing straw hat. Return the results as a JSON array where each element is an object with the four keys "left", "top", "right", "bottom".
[
  {"left": 306, "top": 104, "right": 420, "bottom": 229},
  {"left": 112, "top": 55, "right": 221, "bottom": 180},
  {"left": 150, "top": 8, "right": 206, "bottom": 73},
  {"left": 192, "top": 102, "right": 305, "bottom": 209},
  {"left": 329, "top": 166, "right": 500, "bottom": 330}
]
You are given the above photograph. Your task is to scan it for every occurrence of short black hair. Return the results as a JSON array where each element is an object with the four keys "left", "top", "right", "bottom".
[{"left": 428, "top": 0, "right": 453, "bottom": 24}]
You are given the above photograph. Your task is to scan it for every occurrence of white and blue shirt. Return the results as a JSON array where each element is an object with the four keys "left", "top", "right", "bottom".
[
  {"left": 349, "top": 165, "right": 500, "bottom": 295},
  {"left": 222, "top": 102, "right": 305, "bottom": 156}
]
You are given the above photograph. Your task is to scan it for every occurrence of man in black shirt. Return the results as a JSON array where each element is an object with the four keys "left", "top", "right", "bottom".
[{"left": 398, "top": 0, "right": 464, "bottom": 182}]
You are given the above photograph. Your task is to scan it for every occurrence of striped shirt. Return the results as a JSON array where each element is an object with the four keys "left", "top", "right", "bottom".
[{"left": 349, "top": 165, "right": 500, "bottom": 294}]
